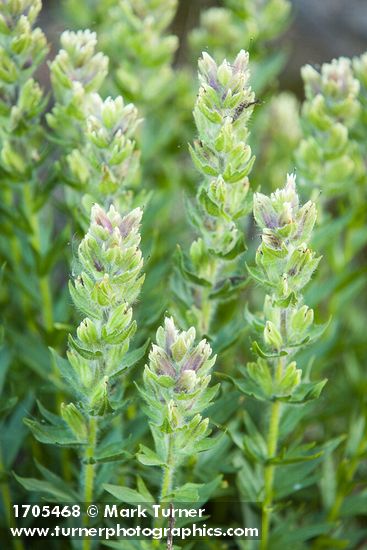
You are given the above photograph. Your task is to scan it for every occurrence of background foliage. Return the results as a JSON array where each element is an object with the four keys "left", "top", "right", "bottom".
[{"left": 0, "top": 1, "right": 366, "bottom": 549}]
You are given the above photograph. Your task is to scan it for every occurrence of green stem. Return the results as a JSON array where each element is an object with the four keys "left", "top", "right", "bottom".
[
  {"left": 152, "top": 434, "right": 176, "bottom": 550},
  {"left": 2, "top": 188, "right": 35, "bottom": 331},
  {"left": 161, "top": 433, "right": 175, "bottom": 502},
  {"left": 261, "top": 358, "right": 284, "bottom": 550},
  {"left": 200, "top": 288, "right": 213, "bottom": 336},
  {"left": 22, "top": 185, "right": 54, "bottom": 333},
  {"left": 81, "top": 416, "right": 98, "bottom": 550},
  {"left": 199, "top": 257, "right": 222, "bottom": 335},
  {"left": 0, "top": 446, "right": 25, "bottom": 550}
]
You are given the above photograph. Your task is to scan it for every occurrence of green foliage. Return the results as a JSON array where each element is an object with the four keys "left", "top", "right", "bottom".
[{"left": 0, "top": 1, "right": 366, "bottom": 550}]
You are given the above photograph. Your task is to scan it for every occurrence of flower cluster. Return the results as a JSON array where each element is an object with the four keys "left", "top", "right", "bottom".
[
  {"left": 296, "top": 57, "right": 362, "bottom": 198},
  {"left": 140, "top": 317, "right": 217, "bottom": 463},
  {"left": 190, "top": 0, "right": 291, "bottom": 59},
  {"left": 97, "top": 0, "right": 179, "bottom": 106},
  {"left": 47, "top": 30, "right": 108, "bottom": 143},
  {"left": 253, "top": 173, "right": 320, "bottom": 304},
  {"left": 0, "top": 0, "right": 48, "bottom": 176},
  {"left": 245, "top": 173, "right": 324, "bottom": 402},
  {"left": 68, "top": 94, "right": 141, "bottom": 214},
  {"left": 189, "top": 50, "right": 255, "bottom": 274},
  {"left": 48, "top": 29, "right": 142, "bottom": 217},
  {"left": 67, "top": 204, "right": 144, "bottom": 414}
]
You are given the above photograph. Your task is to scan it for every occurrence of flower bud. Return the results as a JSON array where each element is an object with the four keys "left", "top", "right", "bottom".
[
  {"left": 264, "top": 321, "right": 283, "bottom": 351},
  {"left": 76, "top": 318, "right": 99, "bottom": 345},
  {"left": 178, "top": 370, "right": 197, "bottom": 392},
  {"left": 61, "top": 403, "right": 88, "bottom": 441},
  {"left": 142, "top": 317, "right": 216, "bottom": 431}
]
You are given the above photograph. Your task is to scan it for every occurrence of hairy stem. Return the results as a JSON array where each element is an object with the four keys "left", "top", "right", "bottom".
[
  {"left": 200, "top": 288, "right": 213, "bottom": 336},
  {"left": 158, "top": 434, "right": 176, "bottom": 550},
  {"left": 261, "top": 357, "right": 284, "bottom": 549},
  {"left": 81, "top": 416, "right": 98, "bottom": 550},
  {"left": 161, "top": 434, "right": 175, "bottom": 502}
]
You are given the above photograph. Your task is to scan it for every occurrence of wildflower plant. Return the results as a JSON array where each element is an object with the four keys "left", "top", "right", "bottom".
[
  {"left": 105, "top": 317, "right": 221, "bottom": 542},
  {"left": 175, "top": 50, "right": 256, "bottom": 335},
  {"left": 19, "top": 204, "right": 144, "bottom": 509},
  {"left": 296, "top": 57, "right": 362, "bottom": 201},
  {"left": 233, "top": 174, "right": 327, "bottom": 548},
  {"left": 295, "top": 55, "right": 367, "bottom": 547},
  {"left": 140, "top": 318, "right": 218, "bottom": 486},
  {"left": 0, "top": 1, "right": 366, "bottom": 549}
]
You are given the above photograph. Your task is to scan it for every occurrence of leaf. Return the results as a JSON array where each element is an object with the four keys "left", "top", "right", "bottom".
[
  {"left": 136, "top": 445, "right": 166, "bottom": 467},
  {"left": 198, "top": 187, "right": 222, "bottom": 218},
  {"left": 13, "top": 473, "right": 76, "bottom": 502},
  {"left": 197, "top": 476, "right": 222, "bottom": 504},
  {"left": 49, "top": 347, "right": 80, "bottom": 395},
  {"left": 208, "top": 234, "right": 246, "bottom": 260},
  {"left": 103, "top": 484, "right": 154, "bottom": 515},
  {"left": 34, "top": 461, "right": 80, "bottom": 501},
  {"left": 171, "top": 483, "right": 202, "bottom": 502},
  {"left": 37, "top": 226, "right": 70, "bottom": 277},
  {"left": 174, "top": 246, "right": 211, "bottom": 288},
  {"left": 252, "top": 340, "right": 287, "bottom": 359},
  {"left": 211, "top": 319, "right": 249, "bottom": 354},
  {"left": 136, "top": 477, "right": 155, "bottom": 503},
  {"left": 68, "top": 334, "right": 102, "bottom": 360},
  {"left": 270, "top": 450, "right": 324, "bottom": 465},
  {"left": 86, "top": 443, "right": 132, "bottom": 464},
  {"left": 24, "top": 418, "right": 85, "bottom": 446},
  {"left": 0, "top": 396, "right": 17, "bottom": 415},
  {"left": 284, "top": 379, "right": 328, "bottom": 404},
  {"left": 217, "top": 372, "right": 268, "bottom": 402},
  {"left": 37, "top": 400, "right": 65, "bottom": 426},
  {"left": 209, "top": 275, "right": 249, "bottom": 300},
  {"left": 0, "top": 346, "right": 11, "bottom": 394},
  {"left": 1, "top": 393, "right": 34, "bottom": 469},
  {"left": 246, "top": 263, "right": 271, "bottom": 286}
]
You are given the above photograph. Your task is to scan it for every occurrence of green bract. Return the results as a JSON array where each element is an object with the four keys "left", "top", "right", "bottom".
[
  {"left": 142, "top": 317, "right": 217, "bottom": 457},
  {"left": 137, "top": 316, "right": 218, "bottom": 502},
  {"left": 253, "top": 173, "right": 320, "bottom": 302},
  {"left": 191, "top": 49, "right": 255, "bottom": 262},
  {"left": 68, "top": 204, "right": 144, "bottom": 413},
  {"left": 1, "top": 2, "right": 366, "bottom": 549}
]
